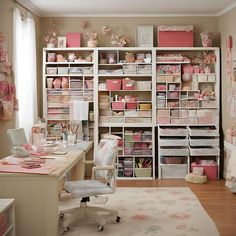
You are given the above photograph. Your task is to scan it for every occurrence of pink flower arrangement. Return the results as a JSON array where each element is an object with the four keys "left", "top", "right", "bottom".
[
  {"left": 44, "top": 21, "right": 57, "bottom": 45},
  {"left": 84, "top": 32, "right": 99, "bottom": 41},
  {"left": 111, "top": 33, "right": 129, "bottom": 47}
]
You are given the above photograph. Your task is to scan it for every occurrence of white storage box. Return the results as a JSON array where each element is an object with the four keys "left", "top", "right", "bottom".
[
  {"left": 69, "top": 67, "right": 83, "bottom": 74},
  {"left": 138, "top": 117, "right": 152, "bottom": 123},
  {"left": 123, "top": 64, "right": 137, "bottom": 74},
  {"left": 160, "top": 148, "right": 189, "bottom": 156},
  {"left": 111, "top": 117, "right": 125, "bottom": 123},
  {"left": 198, "top": 74, "right": 208, "bottom": 82},
  {"left": 139, "top": 110, "right": 152, "bottom": 117},
  {"left": 190, "top": 138, "right": 219, "bottom": 147},
  {"left": 159, "top": 128, "right": 188, "bottom": 136},
  {"left": 189, "top": 128, "right": 219, "bottom": 136},
  {"left": 57, "top": 67, "right": 69, "bottom": 75},
  {"left": 137, "top": 64, "right": 152, "bottom": 74},
  {"left": 161, "top": 164, "right": 188, "bottom": 178},
  {"left": 190, "top": 147, "right": 220, "bottom": 156},
  {"left": 46, "top": 67, "right": 57, "bottom": 75},
  {"left": 99, "top": 116, "right": 111, "bottom": 123},
  {"left": 208, "top": 73, "right": 216, "bottom": 82},
  {"left": 159, "top": 138, "right": 188, "bottom": 147},
  {"left": 136, "top": 81, "right": 152, "bottom": 90}
]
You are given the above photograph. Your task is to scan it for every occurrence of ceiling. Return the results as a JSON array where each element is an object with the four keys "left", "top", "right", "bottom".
[{"left": 17, "top": 0, "right": 236, "bottom": 17}]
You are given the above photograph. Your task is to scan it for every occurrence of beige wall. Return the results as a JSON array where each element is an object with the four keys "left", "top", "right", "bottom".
[
  {"left": 41, "top": 17, "right": 219, "bottom": 48},
  {"left": 0, "top": 0, "right": 41, "bottom": 158},
  {"left": 218, "top": 7, "right": 236, "bottom": 136}
]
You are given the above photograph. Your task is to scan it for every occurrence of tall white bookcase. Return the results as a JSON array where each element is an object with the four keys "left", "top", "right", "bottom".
[{"left": 43, "top": 47, "right": 220, "bottom": 180}]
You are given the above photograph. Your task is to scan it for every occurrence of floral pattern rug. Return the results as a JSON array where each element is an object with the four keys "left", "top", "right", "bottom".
[{"left": 60, "top": 187, "right": 219, "bottom": 236}]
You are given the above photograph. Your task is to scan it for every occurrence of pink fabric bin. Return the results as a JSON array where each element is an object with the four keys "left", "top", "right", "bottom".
[
  {"left": 126, "top": 102, "right": 137, "bottom": 110},
  {"left": 191, "top": 163, "right": 218, "bottom": 180},
  {"left": 106, "top": 79, "right": 122, "bottom": 90},
  {"left": 111, "top": 101, "right": 125, "bottom": 110},
  {"left": 122, "top": 79, "right": 135, "bottom": 90},
  {"left": 158, "top": 25, "right": 194, "bottom": 47}
]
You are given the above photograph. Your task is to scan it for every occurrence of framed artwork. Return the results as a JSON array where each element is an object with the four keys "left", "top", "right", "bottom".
[
  {"left": 136, "top": 26, "right": 153, "bottom": 47},
  {"left": 57, "top": 36, "right": 67, "bottom": 48}
]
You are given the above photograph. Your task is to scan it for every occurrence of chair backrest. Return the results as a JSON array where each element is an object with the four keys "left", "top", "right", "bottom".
[
  {"left": 95, "top": 139, "right": 118, "bottom": 190},
  {"left": 7, "top": 128, "right": 27, "bottom": 146},
  {"left": 7, "top": 128, "right": 28, "bottom": 156}
]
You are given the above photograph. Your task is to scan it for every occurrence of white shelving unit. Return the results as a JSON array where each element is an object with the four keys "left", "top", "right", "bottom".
[
  {"left": 42, "top": 47, "right": 220, "bottom": 179},
  {"left": 43, "top": 48, "right": 96, "bottom": 142},
  {"left": 0, "top": 199, "right": 15, "bottom": 236},
  {"left": 156, "top": 47, "right": 220, "bottom": 179},
  {"left": 96, "top": 48, "right": 156, "bottom": 179}
]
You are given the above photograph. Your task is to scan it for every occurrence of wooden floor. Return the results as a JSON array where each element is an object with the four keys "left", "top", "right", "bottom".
[{"left": 117, "top": 179, "right": 236, "bottom": 236}]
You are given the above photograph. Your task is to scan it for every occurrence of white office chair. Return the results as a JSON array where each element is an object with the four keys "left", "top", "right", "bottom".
[
  {"left": 61, "top": 138, "right": 120, "bottom": 232},
  {"left": 7, "top": 128, "right": 30, "bottom": 157}
]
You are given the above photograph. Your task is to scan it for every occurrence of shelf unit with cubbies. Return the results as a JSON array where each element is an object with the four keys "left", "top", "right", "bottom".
[
  {"left": 98, "top": 126, "right": 155, "bottom": 179},
  {"left": 96, "top": 48, "right": 156, "bottom": 179},
  {"left": 43, "top": 48, "right": 96, "bottom": 141},
  {"left": 155, "top": 47, "right": 220, "bottom": 179}
]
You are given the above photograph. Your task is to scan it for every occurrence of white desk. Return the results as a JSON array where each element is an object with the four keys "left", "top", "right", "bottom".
[{"left": 0, "top": 142, "right": 93, "bottom": 236}]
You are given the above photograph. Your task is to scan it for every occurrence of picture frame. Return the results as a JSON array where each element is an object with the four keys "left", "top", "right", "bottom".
[
  {"left": 57, "top": 36, "right": 67, "bottom": 48},
  {"left": 136, "top": 26, "right": 153, "bottom": 47}
]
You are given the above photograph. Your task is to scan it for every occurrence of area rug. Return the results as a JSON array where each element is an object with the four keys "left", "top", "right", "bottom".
[{"left": 60, "top": 187, "right": 220, "bottom": 236}]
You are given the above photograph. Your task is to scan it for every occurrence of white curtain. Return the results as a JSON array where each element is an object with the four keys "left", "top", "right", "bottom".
[{"left": 13, "top": 8, "right": 38, "bottom": 140}]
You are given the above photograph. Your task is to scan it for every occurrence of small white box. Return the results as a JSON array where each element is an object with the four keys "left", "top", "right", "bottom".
[
  {"left": 198, "top": 74, "right": 208, "bottom": 82},
  {"left": 208, "top": 74, "right": 216, "bottom": 82},
  {"left": 58, "top": 67, "right": 69, "bottom": 75},
  {"left": 46, "top": 67, "right": 57, "bottom": 75},
  {"left": 136, "top": 81, "right": 152, "bottom": 90}
]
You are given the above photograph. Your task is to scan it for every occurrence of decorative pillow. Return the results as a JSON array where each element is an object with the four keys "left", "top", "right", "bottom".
[{"left": 185, "top": 173, "right": 207, "bottom": 184}]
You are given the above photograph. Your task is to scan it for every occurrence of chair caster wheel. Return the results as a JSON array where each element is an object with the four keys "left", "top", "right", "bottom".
[
  {"left": 116, "top": 216, "right": 121, "bottom": 222},
  {"left": 97, "top": 224, "right": 104, "bottom": 231},
  {"left": 63, "top": 227, "right": 70, "bottom": 232},
  {"left": 59, "top": 213, "right": 64, "bottom": 219}
]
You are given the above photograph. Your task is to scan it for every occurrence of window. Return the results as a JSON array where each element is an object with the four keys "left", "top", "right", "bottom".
[{"left": 13, "top": 8, "right": 38, "bottom": 139}]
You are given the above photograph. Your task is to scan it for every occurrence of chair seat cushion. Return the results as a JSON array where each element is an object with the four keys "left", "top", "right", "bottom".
[{"left": 65, "top": 180, "right": 113, "bottom": 198}]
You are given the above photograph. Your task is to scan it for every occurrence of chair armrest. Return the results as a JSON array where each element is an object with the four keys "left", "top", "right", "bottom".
[
  {"left": 83, "top": 160, "right": 95, "bottom": 165},
  {"left": 92, "top": 165, "right": 114, "bottom": 179}
]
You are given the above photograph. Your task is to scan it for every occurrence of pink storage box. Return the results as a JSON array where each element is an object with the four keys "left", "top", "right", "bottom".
[
  {"left": 126, "top": 102, "right": 137, "bottom": 110},
  {"left": 158, "top": 25, "right": 194, "bottom": 47},
  {"left": 111, "top": 101, "right": 125, "bottom": 110},
  {"left": 191, "top": 163, "right": 218, "bottom": 180},
  {"left": 122, "top": 79, "right": 135, "bottom": 90},
  {"left": 157, "top": 109, "right": 169, "bottom": 117},
  {"left": 66, "top": 33, "right": 81, "bottom": 47},
  {"left": 106, "top": 79, "right": 122, "bottom": 90},
  {"left": 133, "top": 132, "right": 142, "bottom": 142},
  {"left": 157, "top": 117, "right": 170, "bottom": 124}
]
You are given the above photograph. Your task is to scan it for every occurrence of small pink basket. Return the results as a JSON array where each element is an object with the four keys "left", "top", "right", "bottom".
[{"left": 106, "top": 79, "right": 122, "bottom": 90}]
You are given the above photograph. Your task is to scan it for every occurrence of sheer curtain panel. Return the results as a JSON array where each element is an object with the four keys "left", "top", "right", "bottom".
[{"left": 13, "top": 8, "right": 38, "bottom": 140}]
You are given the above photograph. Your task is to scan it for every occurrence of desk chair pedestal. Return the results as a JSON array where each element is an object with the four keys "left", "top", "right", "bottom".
[{"left": 62, "top": 197, "right": 120, "bottom": 232}]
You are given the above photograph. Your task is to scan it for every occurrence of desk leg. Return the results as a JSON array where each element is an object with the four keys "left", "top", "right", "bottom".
[{"left": 70, "top": 152, "right": 85, "bottom": 180}]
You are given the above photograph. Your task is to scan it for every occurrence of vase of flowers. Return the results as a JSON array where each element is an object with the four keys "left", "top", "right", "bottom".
[
  {"left": 85, "top": 32, "right": 99, "bottom": 47},
  {"left": 111, "top": 33, "right": 129, "bottom": 47},
  {"left": 44, "top": 21, "right": 57, "bottom": 48}
]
